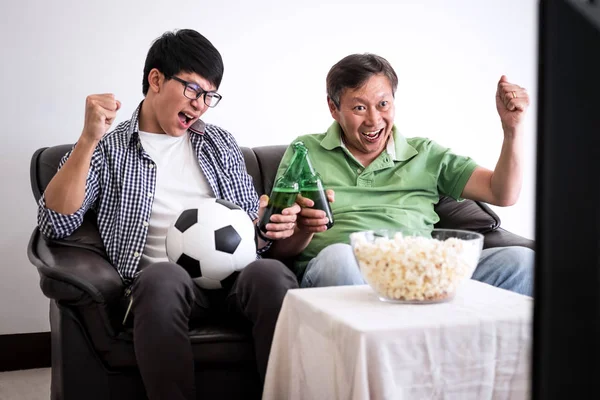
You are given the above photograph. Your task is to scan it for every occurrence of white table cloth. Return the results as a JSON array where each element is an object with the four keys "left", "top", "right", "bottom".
[{"left": 263, "top": 280, "right": 532, "bottom": 400}]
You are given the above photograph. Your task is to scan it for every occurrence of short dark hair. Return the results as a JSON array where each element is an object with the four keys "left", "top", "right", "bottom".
[
  {"left": 142, "top": 29, "right": 224, "bottom": 96},
  {"left": 326, "top": 53, "right": 398, "bottom": 108}
]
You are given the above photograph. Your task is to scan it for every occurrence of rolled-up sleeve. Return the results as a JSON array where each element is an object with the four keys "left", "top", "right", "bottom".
[
  {"left": 431, "top": 140, "right": 478, "bottom": 201},
  {"left": 37, "top": 145, "right": 102, "bottom": 239}
]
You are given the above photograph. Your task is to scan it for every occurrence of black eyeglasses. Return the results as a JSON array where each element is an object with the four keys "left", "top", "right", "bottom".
[{"left": 169, "top": 76, "right": 222, "bottom": 108}]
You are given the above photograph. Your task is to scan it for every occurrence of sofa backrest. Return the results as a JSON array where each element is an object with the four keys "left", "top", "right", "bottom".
[
  {"left": 31, "top": 144, "right": 501, "bottom": 235},
  {"left": 240, "top": 146, "right": 286, "bottom": 197}
]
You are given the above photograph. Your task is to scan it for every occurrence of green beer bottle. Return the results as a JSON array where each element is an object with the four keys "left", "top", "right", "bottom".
[
  {"left": 297, "top": 142, "right": 334, "bottom": 230},
  {"left": 258, "top": 143, "right": 306, "bottom": 233}
]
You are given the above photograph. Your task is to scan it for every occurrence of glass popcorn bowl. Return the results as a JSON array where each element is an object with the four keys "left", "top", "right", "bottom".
[{"left": 349, "top": 229, "right": 484, "bottom": 304}]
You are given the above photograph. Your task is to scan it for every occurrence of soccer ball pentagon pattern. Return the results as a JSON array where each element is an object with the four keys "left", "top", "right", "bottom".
[{"left": 166, "top": 198, "right": 257, "bottom": 289}]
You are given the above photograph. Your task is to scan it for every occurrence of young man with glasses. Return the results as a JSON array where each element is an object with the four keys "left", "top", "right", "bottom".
[{"left": 37, "top": 29, "right": 299, "bottom": 400}]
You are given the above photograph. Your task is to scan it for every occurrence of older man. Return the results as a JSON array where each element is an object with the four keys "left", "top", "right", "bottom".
[{"left": 270, "top": 53, "right": 533, "bottom": 296}]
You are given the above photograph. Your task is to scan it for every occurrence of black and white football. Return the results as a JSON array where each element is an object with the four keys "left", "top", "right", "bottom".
[{"left": 166, "top": 199, "right": 256, "bottom": 289}]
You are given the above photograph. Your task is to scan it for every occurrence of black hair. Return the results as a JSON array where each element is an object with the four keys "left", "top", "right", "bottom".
[
  {"left": 142, "top": 29, "right": 224, "bottom": 95},
  {"left": 326, "top": 53, "right": 398, "bottom": 108}
]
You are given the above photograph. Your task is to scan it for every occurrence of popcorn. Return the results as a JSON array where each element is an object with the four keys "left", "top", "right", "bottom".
[{"left": 351, "top": 232, "right": 479, "bottom": 302}]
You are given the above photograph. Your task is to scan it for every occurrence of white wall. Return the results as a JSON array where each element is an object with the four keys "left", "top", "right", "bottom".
[{"left": 0, "top": 0, "right": 537, "bottom": 334}]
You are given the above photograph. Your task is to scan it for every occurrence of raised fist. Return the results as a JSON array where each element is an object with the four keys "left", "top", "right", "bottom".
[{"left": 81, "top": 93, "right": 121, "bottom": 142}]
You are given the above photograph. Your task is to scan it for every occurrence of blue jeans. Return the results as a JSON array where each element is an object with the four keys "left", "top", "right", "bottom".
[{"left": 300, "top": 243, "right": 534, "bottom": 296}]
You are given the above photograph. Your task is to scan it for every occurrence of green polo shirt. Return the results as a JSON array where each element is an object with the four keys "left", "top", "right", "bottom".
[{"left": 276, "top": 122, "right": 478, "bottom": 277}]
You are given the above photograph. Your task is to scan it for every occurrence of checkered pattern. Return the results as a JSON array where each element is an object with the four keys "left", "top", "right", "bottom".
[{"left": 37, "top": 105, "right": 261, "bottom": 283}]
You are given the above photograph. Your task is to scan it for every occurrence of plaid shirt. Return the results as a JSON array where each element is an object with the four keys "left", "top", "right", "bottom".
[{"left": 37, "top": 105, "right": 261, "bottom": 282}]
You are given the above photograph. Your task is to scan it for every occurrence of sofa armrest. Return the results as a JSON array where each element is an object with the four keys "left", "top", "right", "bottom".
[
  {"left": 482, "top": 228, "right": 535, "bottom": 250},
  {"left": 27, "top": 228, "right": 125, "bottom": 305},
  {"left": 434, "top": 196, "right": 500, "bottom": 233}
]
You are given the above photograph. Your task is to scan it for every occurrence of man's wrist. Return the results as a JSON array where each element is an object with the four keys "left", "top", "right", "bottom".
[
  {"left": 77, "top": 134, "right": 101, "bottom": 151},
  {"left": 255, "top": 223, "right": 273, "bottom": 250},
  {"left": 256, "top": 224, "right": 271, "bottom": 242},
  {"left": 501, "top": 125, "right": 524, "bottom": 140}
]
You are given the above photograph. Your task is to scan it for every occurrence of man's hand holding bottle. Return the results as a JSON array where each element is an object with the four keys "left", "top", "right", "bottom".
[
  {"left": 256, "top": 141, "right": 335, "bottom": 243},
  {"left": 256, "top": 195, "right": 300, "bottom": 241},
  {"left": 255, "top": 188, "right": 334, "bottom": 240},
  {"left": 295, "top": 190, "right": 335, "bottom": 233}
]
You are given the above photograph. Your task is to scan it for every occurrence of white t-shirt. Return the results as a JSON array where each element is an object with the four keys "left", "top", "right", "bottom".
[{"left": 137, "top": 131, "right": 214, "bottom": 268}]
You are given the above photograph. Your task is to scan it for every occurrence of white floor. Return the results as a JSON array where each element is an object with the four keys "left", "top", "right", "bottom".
[{"left": 0, "top": 368, "right": 50, "bottom": 400}]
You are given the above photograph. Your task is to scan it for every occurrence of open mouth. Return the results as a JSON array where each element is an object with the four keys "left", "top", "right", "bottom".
[
  {"left": 361, "top": 128, "right": 384, "bottom": 142},
  {"left": 178, "top": 112, "right": 196, "bottom": 128}
]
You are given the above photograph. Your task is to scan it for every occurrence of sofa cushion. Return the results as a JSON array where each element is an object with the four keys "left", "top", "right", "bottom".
[{"left": 434, "top": 196, "right": 501, "bottom": 233}]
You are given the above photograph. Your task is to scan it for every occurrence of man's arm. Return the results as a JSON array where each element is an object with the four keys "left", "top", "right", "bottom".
[
  {"left": 39, "top": 94, "right": 120, "bottom": 239},
  {"left": 44, "top": 136, "right": 101, "bottom": 214},
  {"left": 267, "top": 228, "right": 314, "bottom": 259},
  {"left": 461, "top": 76, "right": 530, "bottom": 206},
  {"left": 45, "top": 94, "right": 120, "bottom": 214}
]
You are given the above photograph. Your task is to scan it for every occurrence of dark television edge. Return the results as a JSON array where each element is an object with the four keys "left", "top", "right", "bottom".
[{"left": 533, "top": 0, "right": 600, "bottom": 399}]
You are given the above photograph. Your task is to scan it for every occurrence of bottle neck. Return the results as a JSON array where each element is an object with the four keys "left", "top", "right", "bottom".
[
  {"left": 280, "top": 147, "right": 308, "bottom": 184},
  {"left": 303, "top": 151, "right": 317, "bottom": 175},
  {"left": 299, "top": 150, "right": 325, "bottom": 192}
]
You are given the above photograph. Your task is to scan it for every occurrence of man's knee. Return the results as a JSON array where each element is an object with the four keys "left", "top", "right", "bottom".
[
  {"left": 136, "top": 262, "right": 191, "bottom": 287},
  {"left": 497, "top": 246, "right": 535, "bottom": 274},
  {"left": 133, "top": 262, "right": 195, "bottom": 305},
  {"left": 475, "top": 246, "right": 535, "bottom": 296},
  {"left": 302, "top": 243, "right": 363, "bottom": 287},
  {"left": 315, "top": 243, "right": 357, "bottom": 273},
  {"left": 317, "top": 243, "right": 356, "bottom": 265},
  {"left": 232, "top": 259, "right": 298, "bottom": 314},
  {"left": 237, "top": 259, "right": 299, "bottom": 293}
]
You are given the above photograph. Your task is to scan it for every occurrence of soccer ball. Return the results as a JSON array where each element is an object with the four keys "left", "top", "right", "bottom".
[{"left": 166, "top": 198, "right": 257, "bottom": 289}]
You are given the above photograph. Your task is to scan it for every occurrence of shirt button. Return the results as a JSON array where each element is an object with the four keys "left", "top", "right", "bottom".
[
  {"left": 143, "top": 221, "right": 149, "bottom": 227},
  {"left": 147, "top": 192, "right": 153, "bottom": 197},
  {"left": 133, "top": 252, "right": 140, "bottom": 257},
  {"left": 357, "top": 168, "right": 362, "bottom": 174},
  {"left": 148, "top": 164, "right": 154, "bottom": 169}
]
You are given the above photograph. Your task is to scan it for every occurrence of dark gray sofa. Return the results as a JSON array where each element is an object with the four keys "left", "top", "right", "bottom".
[{"left": 27, "top": 144, "right": 534, "bottom": 400}]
